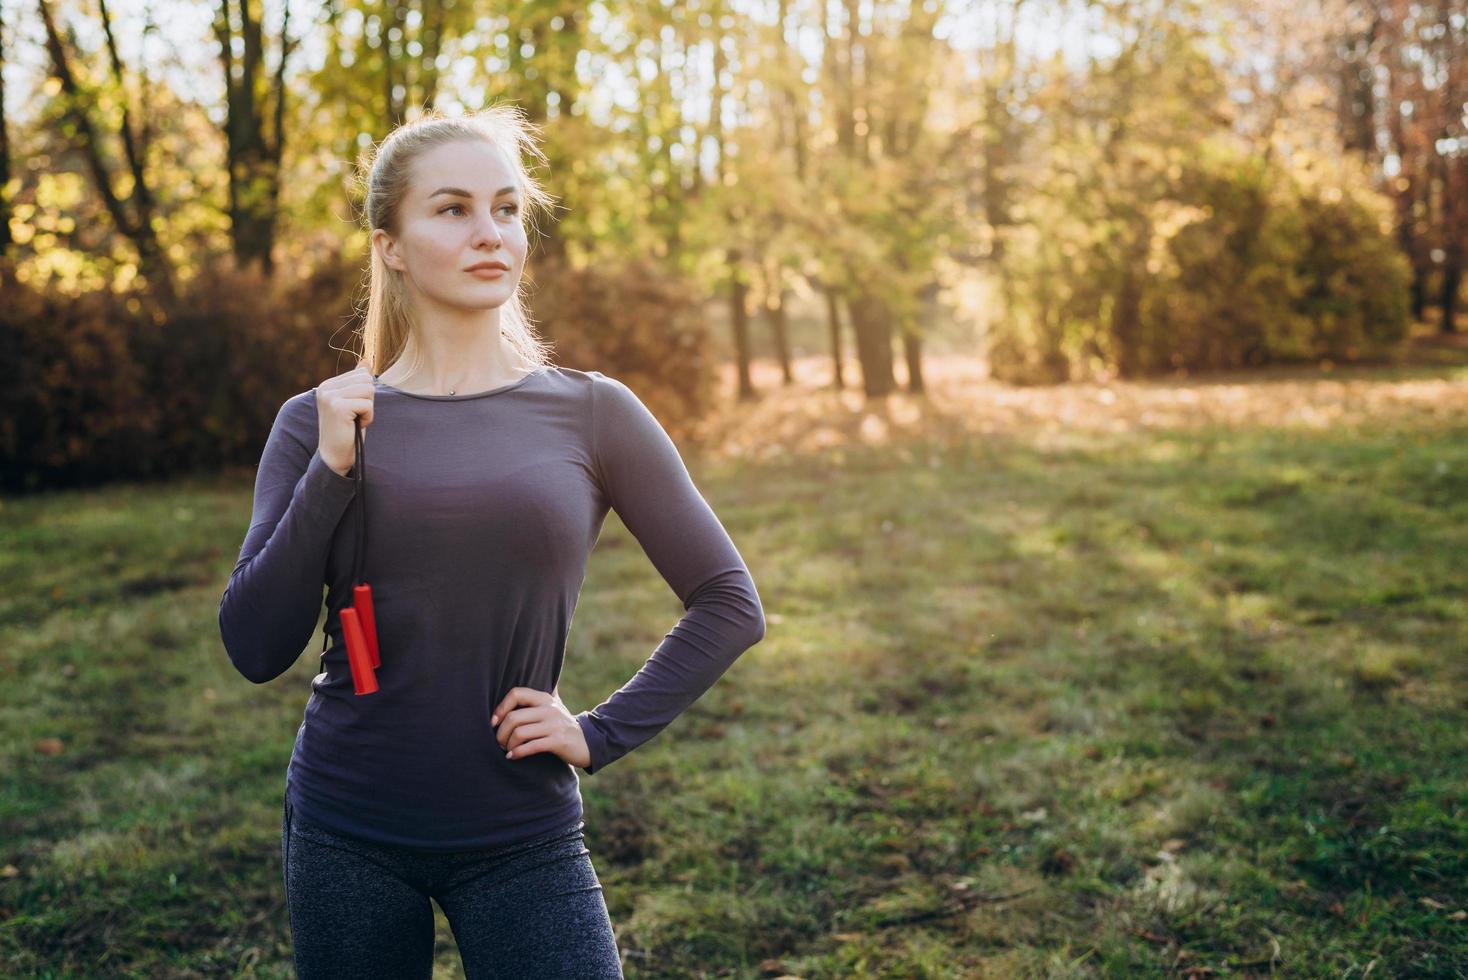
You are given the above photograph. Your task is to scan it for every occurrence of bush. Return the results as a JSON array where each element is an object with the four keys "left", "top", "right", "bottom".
[
  {"left": 529, "top": 255, "right": 716, "bottom": 441},
  {"left": 0, "top": 252, "right": 717, "bottom": 492},
  {"left": 0, "top": 259, "right": 357, "bottom": 493},
  {"left": 150, "top": 259, "right": 362, "bottom": 473},
  {"left": 1160, "top": 146, "right": 1410, "bottom": 371},
  {"left": 0, "top": 261, "right": 153, "bottom": 491},
  {"left": 987, "top": 138, "right": 1411, "bottom": 382}
]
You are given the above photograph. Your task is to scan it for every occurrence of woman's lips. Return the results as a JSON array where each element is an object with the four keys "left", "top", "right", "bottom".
[{"left": 466, "top": 266, "right": 508, "bottom": 278}]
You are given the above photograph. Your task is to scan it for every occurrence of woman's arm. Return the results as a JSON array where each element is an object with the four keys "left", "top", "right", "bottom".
[
  {"left": 574, "top": 373, "right": 767, "bottom": 774},
  {"left": 218, "top": 392, "right": 358, "bottom": 684}
]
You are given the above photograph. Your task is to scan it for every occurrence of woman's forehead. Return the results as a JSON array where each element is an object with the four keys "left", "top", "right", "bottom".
[{"left": 412, "top": 140, "right": 517, "bottom": 195}]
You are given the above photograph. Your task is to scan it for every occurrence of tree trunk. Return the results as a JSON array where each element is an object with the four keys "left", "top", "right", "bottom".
[
  {"left": 846, "top": 287, "right": 896, "bottom": 396},
  {"left": 823, "top": 283, "right": 846, "bottom": 389},
  {"left": 1440, "top": 154, "right": 1464, "bottom": 334},
  {"left": 1112, "top": 233, "right": 1148, "bottom": 377},
  {"left": 418, "top": 0, "right": 444, "bottom": 110},
  {"left": 1441, "top": 257, "right": 1462, "bottom": 334},
  {"left": 215, "top": 0, "right": 295, "bottom": 276},
  {"left": 904, "top": 280, "right": 941, "bottom": 394},
  {"left": 0, "top": 0, "right": 11, "bottom": 256},
  {"left": 39, "top": 0, "right": 174, "bottom": 301},
  {"left": 712, "top": 0, "right": 753, "bottom": 399},
  {"left": 730, "top": 248, "right": 754, "bottom": 400},
  {"left": 763, "top": 263, "right": 793, "bottom": 385},
  {"left": 901, "top": 328, "right": 924, "bottom": 394}
]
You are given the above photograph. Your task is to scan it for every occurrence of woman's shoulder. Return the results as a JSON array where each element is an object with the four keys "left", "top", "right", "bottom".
[
  {"left": 540, "top": 365, "right": 641, "bottom": 405},
  {"left": 259, "top": 389, "right": 320, "bottom": 451},
  {"left": 550, "top": 365, "right": 641, "bottom": 395},
  {"left": 544, "top": 364, "right": 609, "bottom": 386},
  {"left": 279, "top": 388, "right": 320, "bottom": 423}
]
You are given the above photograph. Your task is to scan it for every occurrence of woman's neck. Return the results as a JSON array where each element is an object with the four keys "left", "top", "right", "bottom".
[{"left": 377, "top": 341, "right": 536, "bottom": 396}]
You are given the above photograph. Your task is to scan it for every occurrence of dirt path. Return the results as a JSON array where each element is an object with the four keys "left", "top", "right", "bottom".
[{"left": 693, "top": 345, "right": 1468, "bottom": 459}]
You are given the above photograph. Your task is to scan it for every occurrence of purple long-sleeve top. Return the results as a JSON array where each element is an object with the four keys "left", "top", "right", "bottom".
[{"left": 218, "top": 365, "right": 766, "bottom": 850}]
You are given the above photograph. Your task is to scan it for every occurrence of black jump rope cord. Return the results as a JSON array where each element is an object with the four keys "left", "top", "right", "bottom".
[
  {"left": 322, "top": 413, "right": 369, "bottom": 657},
  {"left": 351, "top": 414, "right": 366, "bottom": 586},
  {"left": 321, "top": 415, "right": 367, "bottom": 657}
]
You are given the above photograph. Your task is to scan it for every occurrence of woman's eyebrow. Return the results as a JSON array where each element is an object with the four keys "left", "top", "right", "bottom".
[{"left": 428, "top": 186, "right": 517, "bottom": 200}]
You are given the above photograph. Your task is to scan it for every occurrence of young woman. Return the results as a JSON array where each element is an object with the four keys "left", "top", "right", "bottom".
[{"left": 218, "top": 106, "right": 767, "bottom": 979}]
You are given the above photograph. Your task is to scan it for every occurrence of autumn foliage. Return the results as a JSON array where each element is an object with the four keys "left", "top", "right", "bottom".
[{"left": 0, "top": 255, "right": 713, "bottom": 493}]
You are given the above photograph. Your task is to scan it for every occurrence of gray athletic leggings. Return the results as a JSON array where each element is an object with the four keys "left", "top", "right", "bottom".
[{"left": 281, "top": 797, "right": 624, "bottom": 979}]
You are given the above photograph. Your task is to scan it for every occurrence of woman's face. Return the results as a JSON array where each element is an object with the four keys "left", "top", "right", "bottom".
[{"left": 374, "top": 139, "right": 528, "bottom": 316}]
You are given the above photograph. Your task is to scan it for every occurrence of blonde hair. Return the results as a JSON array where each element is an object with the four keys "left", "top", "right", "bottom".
[{"left": 351, "top": 105, "right": 558, "bottom": 376}]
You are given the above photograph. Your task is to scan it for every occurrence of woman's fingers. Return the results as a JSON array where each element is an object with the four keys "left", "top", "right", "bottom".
[
  {"left": 315, "top": 360, "right": 377, "bottom": 474},
  {"left": 492, "top": 697, "right": 592, "bottom": 768},
  {"left": 490, "top": 686, "right": 551, "bottom": 727},
  {"left": 316, "top": 362, "right": 374, "bottom": 400},
  {"left": 510, "top": 722, "right": 592, "bottom": 769},
  {"left": 490, "top": 687, "right": 585, "bottom": 764},
  {"left": 502, "top": 720, "right": 552, "bottom": 756},
  {"left": 331, "top": 396, "right": 375, "bottom": 428},
  {"left": 506, "top": 735, "right": 557, "bottom": 760},
  {"left": 494, "top": 705, "right": 547, "bottom": 748}
]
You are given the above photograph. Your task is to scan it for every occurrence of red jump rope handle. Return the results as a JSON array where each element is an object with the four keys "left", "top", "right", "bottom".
[
  {"left": 341, "top": 607, "right": 379, "bottom": 696},
  {"left": 353, "top": 583, "right": 380, "bottom": 669}
]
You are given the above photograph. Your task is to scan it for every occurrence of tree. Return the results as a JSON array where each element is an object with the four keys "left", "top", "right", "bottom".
[
  {"left": 213, "top": 0, "right": 298, "bottom": 276},
  {"left": 38, "top": 0, "right": 173, "bottom": 301},
  {"left": 0, "top": 0, "right": 12, "bottom": 257}
]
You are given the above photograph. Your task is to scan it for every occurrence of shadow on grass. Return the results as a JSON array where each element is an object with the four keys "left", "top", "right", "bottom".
[{"left": 3, "top": 364, "right": 1465, "bottom": 976}]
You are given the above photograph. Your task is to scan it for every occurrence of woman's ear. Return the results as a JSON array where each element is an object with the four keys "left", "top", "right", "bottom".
[{"left": 372, "top": 228, "right": 405, "bottom": 272}]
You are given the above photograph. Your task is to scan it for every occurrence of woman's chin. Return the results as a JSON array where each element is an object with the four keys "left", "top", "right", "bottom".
[
  {"left": 406, "top": 279, "right": 520, "bottom": 316},
  {"left": 447, "top": 287, "right": 516, "bottom": 313}
]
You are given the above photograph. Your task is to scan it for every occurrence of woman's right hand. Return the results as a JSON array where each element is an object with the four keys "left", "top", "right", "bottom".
[{"left": 315, "top": 358, "right": 376, "bottom": 477}]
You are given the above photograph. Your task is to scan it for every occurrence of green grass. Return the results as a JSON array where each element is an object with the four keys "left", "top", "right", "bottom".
[{"left": 3, "top": 365, "right": 1466, "bottom": 977}]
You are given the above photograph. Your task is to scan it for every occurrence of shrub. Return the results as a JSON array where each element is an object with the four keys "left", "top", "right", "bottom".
[
  {"left": 529, "top": 255, "right": 715, "bottom": 441},
  {"left": 0, "top": 259, "right": 355, "bottom": 492},
  {"left": 0, "top": 252, "right": 717, "bottom": 492},
  {"left": 987, "top": 138, "right": 1411, "bottom": 382}
]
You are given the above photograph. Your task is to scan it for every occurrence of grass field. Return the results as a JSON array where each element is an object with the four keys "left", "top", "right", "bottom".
[{"left": 2, "top": 351, "right": 1465, "bottom": 977}]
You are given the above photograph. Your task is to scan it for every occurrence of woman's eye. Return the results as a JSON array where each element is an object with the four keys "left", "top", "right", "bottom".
[{"left": 440, "top": 203, "right": 516, "bottom": 216}]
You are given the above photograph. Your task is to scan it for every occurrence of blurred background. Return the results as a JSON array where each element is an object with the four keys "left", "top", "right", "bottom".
[
  {"left": 0, "top": 0, "right": 1462, "bottom": 490},
  {"left": 2, "top": 0, "right": 1466, "bottom": 977}
]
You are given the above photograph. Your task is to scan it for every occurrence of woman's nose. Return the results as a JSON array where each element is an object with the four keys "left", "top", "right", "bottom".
[{"left": 471, "top": 215, "right": 503, "bottom": 248}]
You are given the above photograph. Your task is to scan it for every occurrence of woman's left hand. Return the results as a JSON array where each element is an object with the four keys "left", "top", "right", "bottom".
[{"left": 491, "top": 686, "right": 592, "bottom": 770}]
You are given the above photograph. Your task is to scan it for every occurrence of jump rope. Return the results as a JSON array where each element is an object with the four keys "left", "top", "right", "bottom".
[{"left": 337, "top": 413, "right": 381, "bottom": 695}]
